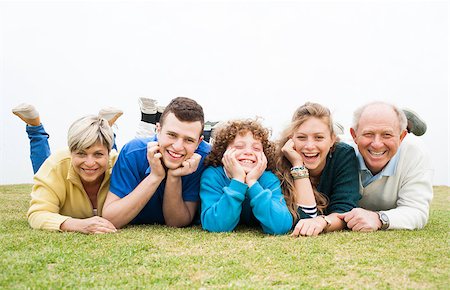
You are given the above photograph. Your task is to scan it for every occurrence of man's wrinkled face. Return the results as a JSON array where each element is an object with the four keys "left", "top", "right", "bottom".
[{"left": 351, "top": 105, "right": 407, "bottom": 174}]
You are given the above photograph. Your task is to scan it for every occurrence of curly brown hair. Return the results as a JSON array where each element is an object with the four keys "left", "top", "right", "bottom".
[{"left": 204, "top": 119, "right": 276, "bottom": 172}]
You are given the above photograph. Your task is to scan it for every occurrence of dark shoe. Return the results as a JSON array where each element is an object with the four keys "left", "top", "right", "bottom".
[
  {"left": 203, "top": 121, "right": 220, "bottom": 143},
  {"left": 403, "top": 108, "right": 427, "bottom": 136}
]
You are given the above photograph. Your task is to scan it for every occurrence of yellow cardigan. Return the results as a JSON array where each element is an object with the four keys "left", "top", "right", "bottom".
[{"left": 27, "top": 148, "right": 118, "bottom": 231}]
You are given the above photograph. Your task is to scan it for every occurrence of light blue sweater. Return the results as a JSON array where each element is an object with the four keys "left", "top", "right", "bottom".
[{"left": 200, "top": 166, "right": 293, "bottom": 235}]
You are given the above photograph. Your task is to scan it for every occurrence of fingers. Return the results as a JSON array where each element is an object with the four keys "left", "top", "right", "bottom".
[
  {"left": 257, "top": 151, "right": 267, "bottom": 171},
  {"left": 170, "top": 153, "right": 202, "bottom": 177},
  {"left": 281, "top": 138, "right": 294, "bottom": 152},
  {"left": 290, "top": 221, "right": 302, "bottom": 237},
  {"left": 222, "top": 148, "right": 237, "bottom": 167},
  {"left": 86, "top": 217, "right": 117, "bottom": 234},
  {"left": 147, "top": 141, "right": 162, "bottom": 160},
  {"left": 93, "top": 226, "right": 117, "bottom": 234},
  {"left": 183, "top": 153, "right": 201, "bottom": 171},
  {"left": 336, "top": 212, "right": 348, "bottom": 221},
  {"left": 281, "top": 138, "right": 303, "bottom": 165},
  {"left": 222, "top": 148, "right": 245, "bottom": 180},
  {"left": 291, "top": 218, "right": 325, "bottom": 237}
]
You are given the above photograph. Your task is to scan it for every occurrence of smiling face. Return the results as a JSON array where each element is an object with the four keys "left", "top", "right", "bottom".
[
  {"left": 71, "top": 141, "right": 109, "bottom": 186},
  {"left": 351, "top": 104, "right": 407, "bottom": 174},
  {"left": 292, "top": 117, "right": 336, "bottom": 176},
  {"left": 157, "top": 112, "right": 203, "bottom": 170},
  {"left": 228, "top": 131, "right": 263, "bottom": 173}
]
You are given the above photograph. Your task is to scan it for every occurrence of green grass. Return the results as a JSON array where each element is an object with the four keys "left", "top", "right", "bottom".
[{"left": 1, "top": 184, "right": 449, "bottom": 289}]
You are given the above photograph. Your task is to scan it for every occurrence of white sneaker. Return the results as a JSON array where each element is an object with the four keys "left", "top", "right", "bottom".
[
  {"left": 139, "top": 97, "right": 157, "bottom": 114},
  {"left": 98, "top": 107, "right": 123, "bottom": 126},
  {"left": 136, "top": 121, "right": 156, "bottom": 138},
  {"left": 12, "top": 103, "right": 40, "bottom": 126},
  {"left": 157, "top": 105, "right": 165, "bottom": 113}
]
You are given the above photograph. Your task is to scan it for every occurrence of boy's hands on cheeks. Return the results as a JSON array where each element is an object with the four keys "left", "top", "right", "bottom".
[
  {"left": 168, "top": 153, "right": 202, "bottom": 177},
  {"left": 222, "top": 148, "right": 246, "bottom": 183},
  {"left": 281, "top": 138, "right": 303, "bottom": 166},
  {"left": 147, "top": 141, "right": 166, "bottom": 180},
  {"left": 246, "top": 151, "right": 267, "bottom": 187}
]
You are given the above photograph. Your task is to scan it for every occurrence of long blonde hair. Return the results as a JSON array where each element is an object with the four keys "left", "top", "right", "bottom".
[{"left": 275, "top": 102, "right": 336, "bottom": 219}]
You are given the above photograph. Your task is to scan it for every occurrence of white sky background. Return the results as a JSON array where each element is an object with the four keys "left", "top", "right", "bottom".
[{"left": 0, "top": 0, "right": 448, "bottom": 186}]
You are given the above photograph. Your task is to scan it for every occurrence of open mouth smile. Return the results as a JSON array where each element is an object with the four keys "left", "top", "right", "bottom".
[
  {"left": 238, "top": 159, "right": 255, "bottom": 164},
  {"left": 302, "top": 152, "right": 319, "bottom": 162},
  {"left": 368, "top": 150, "right": 386, "bottom": 157},
  {"left": 167, "top": 149, "right": 184, "bottom": 159},
  {"left": 82, "top": 168, "right": 98, "bottom": 174}
]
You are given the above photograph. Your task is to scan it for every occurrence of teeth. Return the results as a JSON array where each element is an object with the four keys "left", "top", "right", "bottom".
[
  {"left": 370, "top": 151, "right": 384, "bottom": 156},
  {"left": 168, "top": 151, "right": 183, "bottom": 158},
  {"left": 304, "top": 153, "right": 318, "bottom": 157},
  {"left": 240, "top": 160, "right": 254, "bottom": 164}
]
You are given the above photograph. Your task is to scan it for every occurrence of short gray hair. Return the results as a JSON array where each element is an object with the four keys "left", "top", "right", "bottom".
[
  {"left": 352, "top": 101, "right": 407, "bottom": 133},
  {"left": 67, "top": 115, "right": 114, "bottom": 152}
]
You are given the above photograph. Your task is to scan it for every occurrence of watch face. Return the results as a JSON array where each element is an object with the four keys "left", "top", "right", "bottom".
[
  {"left": 380, "top": 213, "right": 389, "bottom": 223},
  {"left": 378, "top": 212, "right": 389, "bottom": 230}
]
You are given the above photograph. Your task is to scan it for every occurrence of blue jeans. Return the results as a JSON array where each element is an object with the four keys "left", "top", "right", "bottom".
[{"left": 27, "top": 124, "right": 51, "bottom": 174}]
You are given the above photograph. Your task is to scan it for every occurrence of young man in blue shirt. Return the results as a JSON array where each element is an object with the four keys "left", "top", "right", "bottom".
[{"left": 102, "top": 97, "right": 211, "bottom": 228}]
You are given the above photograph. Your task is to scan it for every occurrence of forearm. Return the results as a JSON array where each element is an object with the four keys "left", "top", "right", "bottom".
[
  {"left": 388, "top": 169, "right": 433, "bottom": 230},
  {"left": 384, "top": 206, "right": 429, "bottom": 230},
  {"left": 60, "top": 218, "right": 83, "bottom": 233},
  {"left": 102, "top": 174, "right": 163, "bottom": 228},
  {"left": 162, "top": 174, "right": 193, "bottom": 227},
  {"left": 27, "top": 211, "right": 69, "bottom": 231},
  {"left": 201, "top": 179, "right": 246, "bottom": 232},
  {"left": 294, "top": 177, "right": 316, "bottom": 206},
  {"left": 249, "top": 182, "right": 293, "bottom": 235}
]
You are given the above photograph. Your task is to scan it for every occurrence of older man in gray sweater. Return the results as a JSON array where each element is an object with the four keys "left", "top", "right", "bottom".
[{"left": 339, "top": 102, "right": 433, "bottom": 231}]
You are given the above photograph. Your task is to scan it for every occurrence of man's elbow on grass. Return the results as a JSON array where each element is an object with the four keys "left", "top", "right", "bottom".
[
  {"left": 101, "top": 205, "right": 127, "bottom": 229},
  {"left": 165, "top": 218, "right": 193, "bottom": 228},
  {"left": 102, "top": 212, "right": 126, "bottom": 229}
]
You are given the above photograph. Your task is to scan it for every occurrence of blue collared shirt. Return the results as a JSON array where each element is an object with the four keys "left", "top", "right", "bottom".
[{"left": 355, "top": 147, "right": 401, "bottom": 187}]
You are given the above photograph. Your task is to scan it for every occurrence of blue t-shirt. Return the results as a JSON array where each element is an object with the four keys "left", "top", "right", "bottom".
[{"left": 109, "top": 136, "right": 211, "bottom": 224}]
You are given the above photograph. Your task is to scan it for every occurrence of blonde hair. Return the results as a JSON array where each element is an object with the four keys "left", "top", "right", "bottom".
[
  {"left": 275, "top": 102, "right": 336, "bottom": 218},
  {"left": 67, "top": 115, "right": 114, "bottom": 153}
]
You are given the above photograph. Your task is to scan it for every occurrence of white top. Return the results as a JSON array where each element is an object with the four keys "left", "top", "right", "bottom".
[{"left": 355, "top": 135, "right": 434, "bottom": 230}]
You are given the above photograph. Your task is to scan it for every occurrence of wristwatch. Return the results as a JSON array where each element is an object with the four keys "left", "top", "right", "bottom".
[{"left": 377, "top": 211, "right": 390, "bottom": 230}]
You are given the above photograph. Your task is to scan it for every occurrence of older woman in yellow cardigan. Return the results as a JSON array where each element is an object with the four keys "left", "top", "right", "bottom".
[{"left": 13, "top": 104, "right": 121, "bottom": 234}]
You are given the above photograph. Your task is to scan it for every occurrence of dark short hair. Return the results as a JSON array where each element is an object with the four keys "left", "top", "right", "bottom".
[{"left": 159, "top": 97, "right": 205, "bottom": 130}]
